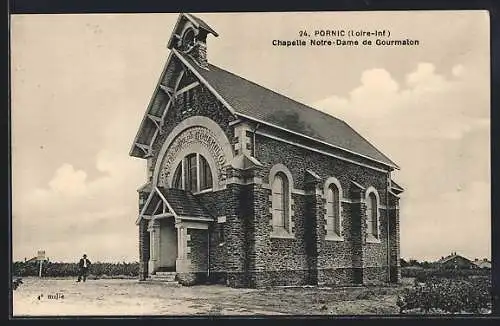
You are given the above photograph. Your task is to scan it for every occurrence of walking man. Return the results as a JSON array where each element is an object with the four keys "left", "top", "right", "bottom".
[{"left": 77, "top": 254, "right": 91, "bottom": 282}]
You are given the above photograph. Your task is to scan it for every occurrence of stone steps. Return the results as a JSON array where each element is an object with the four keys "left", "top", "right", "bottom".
[
  {"left": 155, "top": 272, "right": 177, "bottom": 276},
  {"left": 141, "top": 272, "right": 181, "bottom": 286},
  {"left": 152, "top": 272, "right": 177, "bottom": 282},
  {"left": 140, "top": 279, "right": 182, "bottom": 287}
]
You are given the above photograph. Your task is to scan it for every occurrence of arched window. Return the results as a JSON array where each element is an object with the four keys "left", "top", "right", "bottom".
[
  {"left": 173, "top": 162, "right": 182, "bottom": 189},
  {"left": 180, "top": 27, "right": 196, "bottom": 52},
  {"left": 323, "top": 177, "right": 343, "bottom": 240},
  {"left": 199, "top": 155, "right": 212, "bottom": 191},
  {"left": 185, "top": 153, "right": 197, "bottom": 191},
  {"left": 366, "top": 192, "right": 378, "bottom": 238},
  {"left": 171, "top": 153, "right": 213, "bottom": 193},
  {"left": 326, "top": 184, "right": 341, "bottom": 237},
  {"left": 272, "top": 172, "right": 289, "bottom": 233}
]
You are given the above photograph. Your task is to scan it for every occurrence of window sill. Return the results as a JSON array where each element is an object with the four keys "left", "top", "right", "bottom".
[
  {"left": 270, "top": 231, "right": 295, "bottom": 239},
  {"left": 366, "top": 235, "right": 381, "bottom": 244},
  {"left": 325, "top": 234, "right": 344, "bottom": 242},
  {"left": 193, "top": 188, "right": 213, "bottom": 195}
]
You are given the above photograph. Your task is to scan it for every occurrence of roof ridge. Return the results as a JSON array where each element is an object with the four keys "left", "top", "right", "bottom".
[{"left": 184, "top": 13, "right": 219, "bottom": 37}]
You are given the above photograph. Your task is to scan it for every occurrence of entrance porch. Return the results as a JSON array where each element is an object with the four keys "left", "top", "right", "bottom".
[{"left": 137, "top": 186, "right": 213, "bottom": 284}]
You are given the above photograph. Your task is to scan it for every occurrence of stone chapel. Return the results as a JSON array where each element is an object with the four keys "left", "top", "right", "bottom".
[{"left": 130, "top": 13, "right": 404, "bottom": 287}]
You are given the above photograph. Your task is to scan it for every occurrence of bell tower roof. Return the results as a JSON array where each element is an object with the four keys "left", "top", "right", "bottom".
[
  {"left": 166, "top": 13, "right": 218, "bottom": 69},
  {"left": 167, "top": 13, "right": 218, "bottom": 50}
]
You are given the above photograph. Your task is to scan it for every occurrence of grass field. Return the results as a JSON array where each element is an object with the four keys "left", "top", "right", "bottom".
[{"left": 12, "top": 277, "right": 405, "bottom": 316}]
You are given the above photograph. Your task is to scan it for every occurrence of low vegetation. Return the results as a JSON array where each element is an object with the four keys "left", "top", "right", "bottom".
[
  {"left": 397, "top": 277, "right": 492, "bottom": 314},
  {"left": 402, "top": 267, "right": 490, "bottom": 283},
  {"left": 398, "top": 258, "right": 492, "bottom": 314},
  {"left": 12, "top": 261, "right": 140, "bottom": 278}
]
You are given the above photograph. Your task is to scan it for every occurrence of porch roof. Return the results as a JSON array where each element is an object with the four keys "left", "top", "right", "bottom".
[
  {"left": 136, "top": 186, "right": 213, "bottom": 224},
  {"left": 156, "top": 187, "right": 213, "bottom": 220}
]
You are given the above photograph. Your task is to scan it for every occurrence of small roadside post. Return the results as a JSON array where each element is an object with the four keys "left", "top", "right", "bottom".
[{"left": 37, "top": 250, "right": 46, "bottom": 278}]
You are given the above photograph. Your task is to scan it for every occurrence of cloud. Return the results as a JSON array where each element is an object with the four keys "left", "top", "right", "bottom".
[
  {"left": 312, "top": 62, "right": 488, "bottom": 145},
  {"left": 314, "top": 68, "right": 399, "bottom": 119},
  {"left": 310, "top": 62, "right": 490, "bottom": 260},
  {"left": 405, "top": 62, "right": 450, "bottom": 92},
  {"left": 47, "top": 164, "right": 88, "bottom": 197},
  {"left": 12, "top": 115, "right": 145, "bottom": 262},
  {"left": 357, "top": 68, "right": 400, "bottom": 94},
  {"left": 452, "top": 64, "right": 465, "bottom": 77}
]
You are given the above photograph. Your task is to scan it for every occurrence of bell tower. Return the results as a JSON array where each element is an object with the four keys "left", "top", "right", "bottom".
[{"left": 167, "top": 13, "right": 219, "bottom": 69}]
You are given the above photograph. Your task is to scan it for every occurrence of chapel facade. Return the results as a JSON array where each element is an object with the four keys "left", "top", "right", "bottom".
[{"left": 130, "top": 13, "right": 404, "bottom": 288}]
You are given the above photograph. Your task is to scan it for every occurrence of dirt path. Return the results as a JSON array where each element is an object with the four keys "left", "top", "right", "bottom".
[{"left": 12, "top": 277, "right": 400, "bottom": 316}]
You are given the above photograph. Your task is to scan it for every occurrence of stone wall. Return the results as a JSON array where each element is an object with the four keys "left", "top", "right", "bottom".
[
  {"left": 138, "top": 219, "right": 150, "bottom": 281},
  {"left": 318, "top": 202, "right": 364, "bottom": 285},
  {"left": 177, "top": 228, "right": 209, "bottom": 286},
  {"left": 176, "top": 129, "right": 401, "bottom": 288},
  {"left": 251, "top": 133, "right": 396, "bottom": 286},
  {"left": 224, "top": 181, "right": 248, "bottom": 287},
  {"left": 389, "top": 194, "right": 401, "bottom": 283},
  {"left": 196, "top": 189, "right": 231, "bottom": 285},
  {"left": 255, "top": 134, "right": 388, "bottom": 201}
]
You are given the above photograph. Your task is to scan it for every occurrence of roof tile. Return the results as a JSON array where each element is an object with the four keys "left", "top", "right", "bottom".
[
  {"left": 178, "top": 52, "right": 398, "bottom": 168},
  {"left": 157, "top": 187, "right": 213, "bottom": 220}
]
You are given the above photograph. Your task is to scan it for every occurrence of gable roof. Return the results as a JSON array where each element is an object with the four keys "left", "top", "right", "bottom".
[
  {"left": 136, "top": 186, "right": 213, "bottom": 224},
  {"left": 185, "top": 13, "right": 219, "bottom": 36},
  {"left": 174, "top": 50, "right": 399, "bottom": 169},
  {"left": 131, "top": 13, "right": 399, "bottom": 171},
  {"left": 437, "top": 253, "right": 473, "bottom": 265},
  {"left": 437, "top": 254, "right": 457, "bottom": 264},
  {"left": 473, "top": 260, "right": 491, "bottom": 269}
]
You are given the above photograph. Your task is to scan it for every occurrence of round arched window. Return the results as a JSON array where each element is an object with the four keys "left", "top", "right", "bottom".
[
  {"left": 326, "top": 183, "right": 341, "bottom": 236},
  {"left": 272, "top": 172, "right": 289, "bottom": 232},
  {"left": 172, "top": 153, "right": 213, "bottom": 192},
  {"left": 366, "top": 192, "right": 378, "bottom": 238},
  {"left": 180, "top": 28, "right": 196, "bottom": 52}
]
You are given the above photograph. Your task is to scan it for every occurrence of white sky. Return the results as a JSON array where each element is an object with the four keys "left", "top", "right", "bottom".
[{"left": 11, "top": 11, "right": 490, "bottom": 263}]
